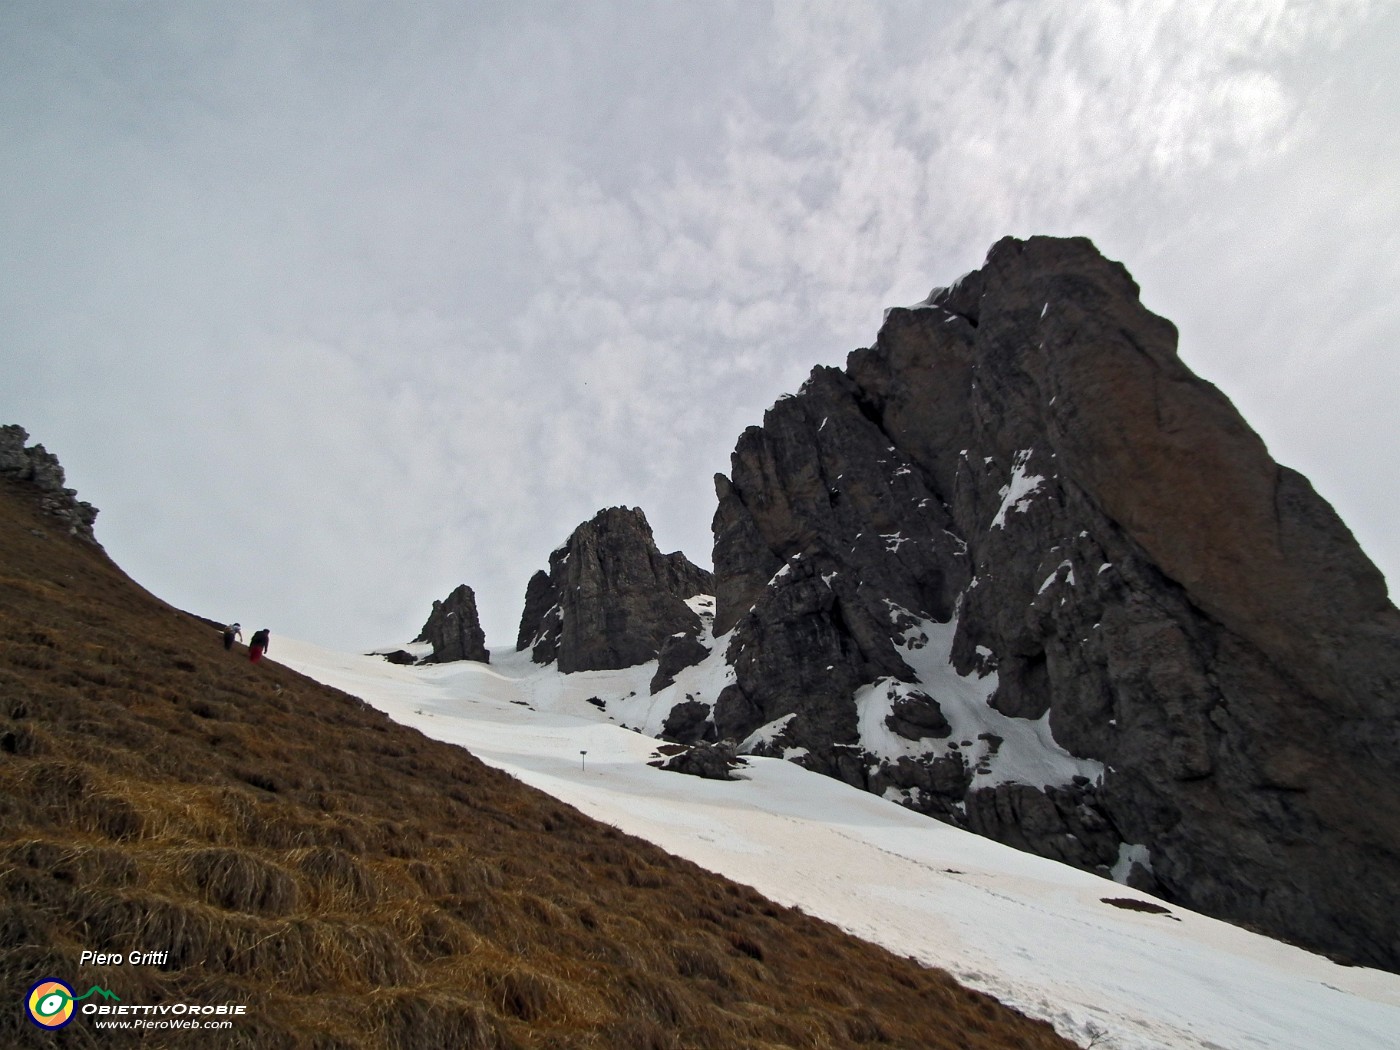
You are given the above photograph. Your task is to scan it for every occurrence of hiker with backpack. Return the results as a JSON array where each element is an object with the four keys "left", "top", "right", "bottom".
[
  {"left": 249, "top": 628, "right": 270, "bottom": 663},
  {"left": 222, "top": 622, "right": 243, "bottom": 650}
]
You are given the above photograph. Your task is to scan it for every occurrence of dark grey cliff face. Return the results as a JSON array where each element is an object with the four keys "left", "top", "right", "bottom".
[
  {"left": 415, "top": 584, "right": 490, "bottom": 664},
  {"left": 517, "top": 507, "right": 714, "bottom": 676},
  {"left": 0, "top": 425, "right": 99, "bottom": 542},
  {"left": 708, "top": 236, "right": 1400, "bottom": 972}
]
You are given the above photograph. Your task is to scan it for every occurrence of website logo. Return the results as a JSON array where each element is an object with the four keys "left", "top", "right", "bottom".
[
  {"left": 26, "top": 979, "right": 75, "bottom": 1029},
  {"left": 25, "top": 979, "right": 121, "bottom": 1029}
]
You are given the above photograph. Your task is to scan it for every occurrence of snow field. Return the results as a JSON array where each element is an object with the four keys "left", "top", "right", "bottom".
[{"left": 278, "top": 637, "right": 1400, "bottom": 1050}]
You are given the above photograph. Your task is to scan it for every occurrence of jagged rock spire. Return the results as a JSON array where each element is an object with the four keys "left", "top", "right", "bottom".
[
  {"left": 516, "top": 506, "right": 713, "bottom": 675},
  {"left": 415, "top": 583, "right": 490, "bottom": 664}
]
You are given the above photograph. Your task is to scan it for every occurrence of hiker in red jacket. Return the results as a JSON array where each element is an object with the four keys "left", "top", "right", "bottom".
[{"left": 249, "top": 628, "right": 270, "bottom": 663}]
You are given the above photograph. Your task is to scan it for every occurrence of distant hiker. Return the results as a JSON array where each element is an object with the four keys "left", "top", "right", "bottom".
[
  {"left": 249, "top": 628, "right": 270, "bottom": 663},
  {"left": 222, "top": 622, "right": 243, "bottom": 651}
]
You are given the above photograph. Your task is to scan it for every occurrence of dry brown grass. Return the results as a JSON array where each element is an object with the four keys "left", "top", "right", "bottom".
[{"left": 0, "top": 474, "right": 1077, "bottom": 1049}]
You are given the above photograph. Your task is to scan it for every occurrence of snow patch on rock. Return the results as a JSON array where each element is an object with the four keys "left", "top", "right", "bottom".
[
  {"left": 858, "top": 612, "right": 1103, "bottom": 791},
  {"left": 990, "top": 449, "right": 1046, "bottom": 530},
  {"left": 1112, "top": 842, "right": 1154, "bottom": 884}
]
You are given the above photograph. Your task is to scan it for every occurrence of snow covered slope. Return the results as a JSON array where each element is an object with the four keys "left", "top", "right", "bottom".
[{"left": 276, "top": 638, "right": 1400, "bottom": 1050}]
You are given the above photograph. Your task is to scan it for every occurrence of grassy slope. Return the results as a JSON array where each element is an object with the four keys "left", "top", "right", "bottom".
[{"left": 0, "top": 475, "right": 1074, "bottom": 1050}]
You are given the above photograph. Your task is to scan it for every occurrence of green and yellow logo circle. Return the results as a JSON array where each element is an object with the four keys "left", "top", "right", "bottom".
[{"left": 26, "top": 978, "right": 76, "bottom": 1029}]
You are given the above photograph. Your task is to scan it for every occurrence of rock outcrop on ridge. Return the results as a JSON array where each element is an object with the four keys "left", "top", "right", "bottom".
[
  {"left": 701, "top": 235, "right": 1400, "bottom": 972},
  {"left": 415, "top": 583, "right": 490, "bottom": 664},
  {"left": 0, "top": 424, "right": 98, "bottom": 542},
  {"left": 517, "top": 506, "right": 714, "bottom": 676}
]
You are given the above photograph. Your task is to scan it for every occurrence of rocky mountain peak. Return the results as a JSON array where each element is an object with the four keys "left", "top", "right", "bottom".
[
  {"left": 700, "top": 235, "right": 1400, "bottom": 971},
  {"left": 415, "top": 583, "right": 490, "bottom": 664},
  {"left": 516, "top": 506, "right": 714, "bottom": 675}
]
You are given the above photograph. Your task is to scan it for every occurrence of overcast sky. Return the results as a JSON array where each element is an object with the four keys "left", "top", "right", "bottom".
[{"left": 4, "top": 1, "right": 1397, "bottom": 651}]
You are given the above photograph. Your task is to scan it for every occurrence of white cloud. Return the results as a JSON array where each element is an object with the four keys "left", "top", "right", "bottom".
[{"left": 508, "top": 0, "right": 1387, "bottom": 400}]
